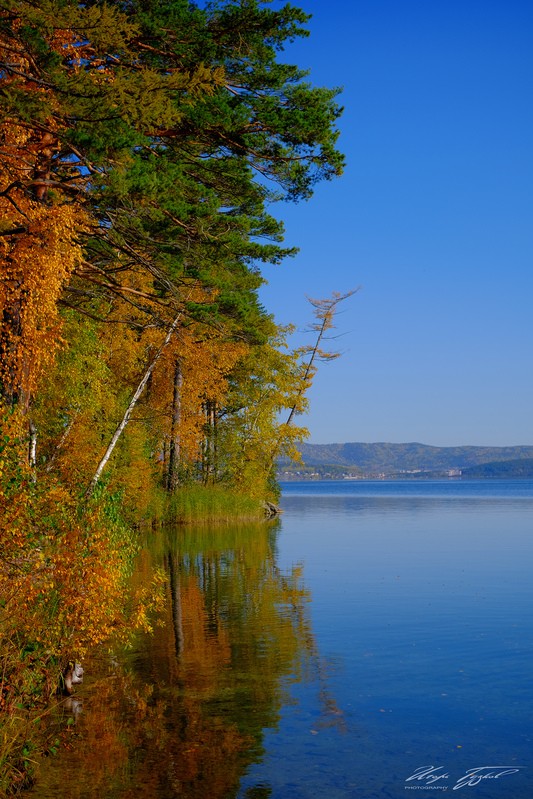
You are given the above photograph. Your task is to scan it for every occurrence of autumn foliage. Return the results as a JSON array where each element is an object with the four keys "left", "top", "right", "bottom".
[{"left": 0, "top": 0, "right": 346, "bottom": 791}]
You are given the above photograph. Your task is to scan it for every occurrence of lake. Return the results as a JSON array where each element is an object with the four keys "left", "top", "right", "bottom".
[{"left": 31, "top": 480, "right": 533, "bottom": 798}]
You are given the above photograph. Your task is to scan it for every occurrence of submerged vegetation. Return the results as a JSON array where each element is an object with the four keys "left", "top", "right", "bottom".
[{"left": 0, "top": 0, "right": 347, "bottom": 790}]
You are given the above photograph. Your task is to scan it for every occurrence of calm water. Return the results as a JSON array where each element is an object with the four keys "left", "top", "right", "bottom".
[{"left": 32, "top": 480, "right": 533, "bottom": 798}]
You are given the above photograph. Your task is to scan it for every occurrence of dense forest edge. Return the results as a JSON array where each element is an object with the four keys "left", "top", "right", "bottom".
[
  {"left": 0, "top": 1, "right": 347, "bottom": 791},
  {"left": 279, "top": 442, "right": 533, "bottom": 479}
]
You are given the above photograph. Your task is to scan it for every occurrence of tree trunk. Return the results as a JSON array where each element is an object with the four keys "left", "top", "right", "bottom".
[
  {"left": 208, "top": 400, "right": 218, "bottom": 481},
  {"left": 28, "top": 419, "right": 37, "bottom": 482},
  {"left": 166, "top": 358, "right": 183, "bottom": 492},
  {"left": 201, "top": 399, "right": 217, "bottom": 484}
]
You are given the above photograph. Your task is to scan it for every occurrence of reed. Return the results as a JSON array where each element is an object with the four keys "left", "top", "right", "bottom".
[{"left": 163, "top": 485, "right": 263, "bottom": 523}]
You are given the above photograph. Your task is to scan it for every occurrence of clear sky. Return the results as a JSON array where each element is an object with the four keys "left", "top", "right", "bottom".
[{"left": 258, "top": 0, "right": 533, "bottom": 447}]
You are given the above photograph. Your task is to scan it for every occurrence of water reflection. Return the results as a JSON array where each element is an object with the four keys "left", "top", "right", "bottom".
[
  {"left": 31, "top": 521, "right": 333, "bottom": 799},
  {"left": 31, "top": 483, "right": 533, "bottom": 798}
]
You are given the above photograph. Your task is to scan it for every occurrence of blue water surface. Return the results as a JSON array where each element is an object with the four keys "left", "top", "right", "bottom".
[{"left": 238, "top": 480, "right": 533, "bottom": 799}]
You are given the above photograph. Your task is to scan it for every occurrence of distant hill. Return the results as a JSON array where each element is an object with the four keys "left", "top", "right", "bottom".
[
  {"left": 279, "top": 442, "right": 533, "bottom": 478},
  {"left": 461, "top": 458, "right": 533, "bottom": 478}
]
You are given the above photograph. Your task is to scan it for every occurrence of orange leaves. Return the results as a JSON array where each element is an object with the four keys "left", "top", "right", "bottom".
[
  {"left": 0, "top": 117, "right": 89, "bottom": 409},
  {"left": 0, "top": 201, "right": 87, "bottom": 406},
  {"left": 0, "top": 495, "right": 163, "bottom": 657},
  {"left": 0, "top": 84, "right": 91, "bottom": 406}
]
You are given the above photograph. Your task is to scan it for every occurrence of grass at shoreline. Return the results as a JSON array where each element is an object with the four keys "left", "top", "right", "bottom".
[{"left": 162, "top": 485, "right": 268, "bottom": 523}]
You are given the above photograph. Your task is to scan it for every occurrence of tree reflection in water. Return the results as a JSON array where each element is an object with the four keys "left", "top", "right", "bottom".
[{"left": 32, "top": 521, "right": 343, "bottom": 798}]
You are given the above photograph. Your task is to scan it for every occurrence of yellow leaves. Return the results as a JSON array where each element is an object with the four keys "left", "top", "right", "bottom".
[
  {"left": 146, "top": 322, "right": 249, "bottom": 471},
  {"left": 0, "top": 420, "right": 163, "bottom": 662}
]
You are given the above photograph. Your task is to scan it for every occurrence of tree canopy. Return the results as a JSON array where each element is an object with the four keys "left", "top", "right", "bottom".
[{"left": 0, "top": 0, "right": 345, "bottom": 502}]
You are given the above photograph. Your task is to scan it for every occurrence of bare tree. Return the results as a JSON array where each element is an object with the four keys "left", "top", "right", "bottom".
[{"left": 285, "top": 289, "right": 359, "bottom": 428}]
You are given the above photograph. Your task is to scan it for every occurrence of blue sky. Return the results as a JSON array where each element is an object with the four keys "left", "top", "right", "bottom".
[{"left": 258, "top": 0, "right": 533, "bottom": 447}]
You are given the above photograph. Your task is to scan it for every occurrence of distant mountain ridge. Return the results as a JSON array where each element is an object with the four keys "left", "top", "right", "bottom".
[{"left": 288, "top": 442, "right": 533, "bottom": 476}]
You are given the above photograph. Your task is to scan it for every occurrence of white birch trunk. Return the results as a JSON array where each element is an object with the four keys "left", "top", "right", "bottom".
[
  {"left": 28, "top": 420, "right": 37, "bottom": 483},
  {"left": 85, "top": 314, "right": 182, "bottom": 498},
  {"left": 45, "top": 416, "right": 76, "bottom": 472}
]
